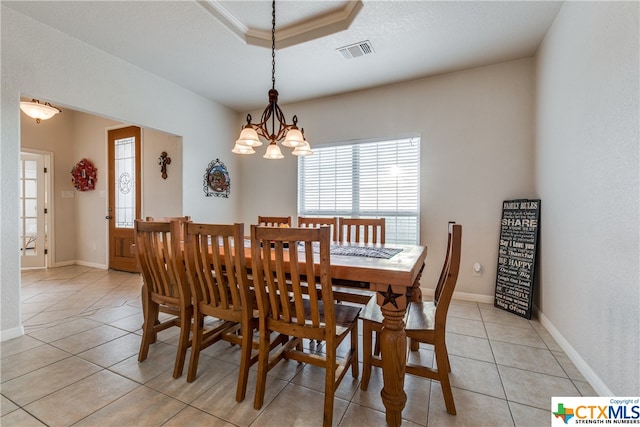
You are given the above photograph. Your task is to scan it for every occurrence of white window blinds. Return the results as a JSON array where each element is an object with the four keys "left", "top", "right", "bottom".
[{"left": 297, "top": 137, "right": 420, "bottom": 244}]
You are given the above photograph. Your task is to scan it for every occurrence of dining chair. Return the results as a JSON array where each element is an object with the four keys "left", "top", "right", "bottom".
[
  {"left": 183, "top": 222, "right": 264, "bottom": 401},
  {"left": 360, "top": 223, "right": 462, "bottom": 415},
  {"left": 338, "top": 217, "right": 385, "bottom": 244},
  {"left": 257, "top": 215, "right": 291, "bottom": 227},
  {"left": 145, "top": 216, "right": 191, "bottom": 222},
  {"left": 250, "top": 225, "right": 360, "bottom": 427},
  {"left": 297, "top": 216, "right": 338, "bottom": 242},
  {"left": 134, "top": 219, "right": 192, "bottom": 379}
]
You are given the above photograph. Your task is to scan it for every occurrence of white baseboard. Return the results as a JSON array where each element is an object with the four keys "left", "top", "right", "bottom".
[
  {"left": 0, "top": 325, "right": 24, "bottom": 342},
  {"left": 74, "top": 260, "right": 108, "bottom": 270},
  {"left": 535, "top": 308, "right": 611, "bottom": 396}
]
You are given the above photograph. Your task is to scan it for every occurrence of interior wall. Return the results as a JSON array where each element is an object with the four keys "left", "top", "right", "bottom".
[
  {"left": 142, "top": 128, "right": 183, "bottom": 219},
  {"left": 237, "top": 58, "right": 536, "bottom": 299},
  {"left": 1, "top": 6, "right": 238, "bottom": 340},
  {"left": 536, "top": 2, "right": 639, "bottom": 395}
]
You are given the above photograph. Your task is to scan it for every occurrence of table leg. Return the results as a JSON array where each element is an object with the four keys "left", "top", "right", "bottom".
[{"left": 373, "top": 282, "right": 409, "bottom": 427}]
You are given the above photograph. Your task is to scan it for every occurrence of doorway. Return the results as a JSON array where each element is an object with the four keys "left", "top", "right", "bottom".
[{"left": 20, "top": 151, "right": 51, "bottom": 269}]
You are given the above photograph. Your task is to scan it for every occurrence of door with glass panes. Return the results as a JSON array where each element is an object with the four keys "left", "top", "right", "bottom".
[
  {"left": 20, "top": 152, "right": 47, "bottom": 268},
  {"left": 108, "top": 126, "right": 141, "bottom": 272}
]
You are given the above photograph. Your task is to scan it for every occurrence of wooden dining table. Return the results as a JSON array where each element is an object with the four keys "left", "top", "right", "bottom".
[
  {"left": 243, "top": 239, "right": 428, "bottom": 426},
  {"left": 135, "top": 234, "right": 426, "bottom": 426}
]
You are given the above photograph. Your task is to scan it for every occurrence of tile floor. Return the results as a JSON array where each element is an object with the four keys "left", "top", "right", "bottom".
[{"left": 1, "top": 265, "right": 594, "bottom": 426}]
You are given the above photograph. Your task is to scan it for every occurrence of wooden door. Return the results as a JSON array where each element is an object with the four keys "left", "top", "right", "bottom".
[{"left": 108, "top": 126, "right": 141, "bottom": 272}]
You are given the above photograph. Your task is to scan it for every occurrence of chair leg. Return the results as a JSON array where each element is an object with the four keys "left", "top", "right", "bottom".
[
  {"left": 253, "top": 325, "right": 270, "bottom": 409},
  {"left": 360, "top": 319, "right": 373, "bottom": 390},
  {"left": 173, "top": 306, "right": 192, "bottom": 379},
  {"left": 138, "top": 301, "right": 159, "bottom": 362},
  {"left": 373, "top": 331, "right": 381, "bottom": 356},
  {"left": 235, "top": 322, "right": 253, "bottom": 402},
  {"left": 350, "top": 323, "right": 359, "bottom": 378},
  {"left": 187, "top": 311, "right": 204, "bottom": 382},
  {"left": 434, "top": 340, "right": 456, "bottom": 415},
  {"left": 323, "top": 345, "right": 336, "bottom": 427}
]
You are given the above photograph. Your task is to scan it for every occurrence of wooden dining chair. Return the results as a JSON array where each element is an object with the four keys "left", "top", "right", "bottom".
[
  {"left": 338, "top": 217, "right": 385, "bottom": 244},
  {"left": 360, "top": 223, "right": 462, "bottom": 415},
  {"left": 297, "top": 216, "right": 338, "bottom": 242},
  {"left": 257, "top": 215, "right": 291, "bottom": 227},
  {"left": 145, "top": 216, "right": 191, "bottom": 222},
  {"left": 183, "top": 222, "right": 263, "bottom": 401},
  {"left": 250, "top": 225, "right": 360, "bottom": 427},
  {"left": 134, "top": 219, "right": 192, "bottom": 379}
]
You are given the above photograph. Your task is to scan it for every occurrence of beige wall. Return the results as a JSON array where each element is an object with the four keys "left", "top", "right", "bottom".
[
  {"left": 142, "top": 128, "right": 183, "bottom": 219},
  {"left": 536, "top": 2, "right": 639, "bottom": 396},
  {"left": 236, "top": 58, "right": 536, "bottom": 301}
]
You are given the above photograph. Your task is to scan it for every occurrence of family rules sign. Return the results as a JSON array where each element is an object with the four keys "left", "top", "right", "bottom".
[{"left": 494, "top": 199, "right": 541, "bottom": 319}]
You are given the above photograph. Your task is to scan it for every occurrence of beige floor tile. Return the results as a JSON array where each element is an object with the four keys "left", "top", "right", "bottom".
[
  {"left": 480, "top": 307, "right": 533, "bottom": 329},
  {"left": 534, "top": 327, "right": 563, "bottom": 352},
  {"left": 84, "top": 305, "right": 142, "bottom": 324},
  {"left": 339, "top": 403, "right": 424, "bottom": 427},
  {"left": 492, "top": 341, "right": 566, "bottom": 377},
  {"left": 108, "top": 313, "right": 144, "bottom": 332},
  {"left": 73, "top": 385, "right": 186, "bottom": 427},
  {"left": 77, "top": 333, "right": 142, "bottom": 367},
  {"left": 445, "top": 332, "right": 495, "bottom": 363},
  {"left": 50, "top": 324, "right": 128, "bottom": 354},
  {"left": 1, "top": 344, "right": 70, "bottom": 382},
  {"left": 163, "top": 405, "right": 235, "bottom": 426},
  {"left": 448, "top": 355, "right": 506, "bottom": 399},
  {"left": 0, "top": 335, "right": 44, "bottom": 359},
  {"left": 509, "top": 401, "right": 549, "bottom": 427},
  {"left": 1, "top": 356, "right": 102, "bottom": 406},
  {"left": 191, "top": 368, "right": 287, "bottom": 426},
  {"left": 290, "top": 362, "right": 360, "bottom": 401},
  {"left": 574, "top": 380, "right": 598, "bottom": 396},
  {"left": 0, "top": 408, "right": 47, "bottom": 426},
  {"left": 485, "top": 322, "right": 546, "bottom": 348},
  {"left": 1, "top": 395, "right": 19, "bottom": 416},
  {"left": 109, "top": 344, "right": 177, "bottom": 383},
  {"left": 498, "top": 365, "right": 579, "bottom": 410},
  {"left": 27, "top": 317, "right": 103, "bottom": 343},
  {"left": 24, "top": 369, "right": 139, "bottom": 426},
  {"left": 446, "top": 317, "right": 487, "bottom": 339},
  {"left": 22, "top": 307, "right": 92, "bottom": 328},
  {"left": 251, "top": 382, "right": 349, "bottom": 427},
  {"left": 146, "top": 355, "right": 238, "bottom": 403},
  {"left": 428, "top": 386, "right": 514, "bottom": 427},
  {"left": 552, "top": 350, "right": 587, "bottom": 382},
  {"left": 448, "top": 302, "right": 482, "bottom": 321}
]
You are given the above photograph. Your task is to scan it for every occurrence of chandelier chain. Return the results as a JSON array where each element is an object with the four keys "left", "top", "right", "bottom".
[{"left": 271, "top": 0, "right": 276, "bottom": 91}]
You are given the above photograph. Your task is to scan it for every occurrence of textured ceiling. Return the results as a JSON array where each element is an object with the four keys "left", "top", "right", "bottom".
[{"left": 4, "top": 1, "right": 563, "bottom": 112}]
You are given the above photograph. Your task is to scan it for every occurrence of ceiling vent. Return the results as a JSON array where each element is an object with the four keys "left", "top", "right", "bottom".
[{"left": 337, "top": 40, "right": 374, "bottom": 59}]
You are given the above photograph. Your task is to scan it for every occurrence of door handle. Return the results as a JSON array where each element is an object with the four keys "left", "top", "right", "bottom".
[{"left": 105, "top": 216, "right": 113, "bottom": 220}]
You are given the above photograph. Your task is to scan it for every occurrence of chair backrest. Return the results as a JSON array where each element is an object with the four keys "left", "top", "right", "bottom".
[
  {"left": 250, "top": 225, "right": 335, "bottom": 335},
  {"left": 338, "top": 218, "right": 385, "bottom": 244},
  {"left": 145, "top": 216, "right": 191, "bottom": 222},
  {"left": 134, "top": 219, "right": 189, "bottom": 307},
  {"left": 257, "top": 216, "right": 291, "bottom": 227},
  {"left": 433, "top": 221, "right": 456, "bottom": 304},
  {"left": 434, "top": 224, "right": 462, "bottom": 322},
  {"left": 297, "top": 216, "right": 338, "bottom": 242},
  {"left": 183, "top": 222, "right": 251, "bottom": 321}
]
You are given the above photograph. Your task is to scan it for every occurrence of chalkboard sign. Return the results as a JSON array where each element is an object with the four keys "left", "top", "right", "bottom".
[{"left": 494, "top": 199, "right": 541, "bottom": 319}]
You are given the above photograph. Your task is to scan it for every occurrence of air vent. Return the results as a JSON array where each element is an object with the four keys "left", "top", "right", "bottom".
[{"left": 337, "top": 40, "right": 374, "bottom": 59}]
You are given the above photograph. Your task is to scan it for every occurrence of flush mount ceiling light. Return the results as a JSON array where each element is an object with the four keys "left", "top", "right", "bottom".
[
  {"left": 19, "top": 99, "right": 62, "bottom": 124},
  {"left": 232, "top": 0, "right": 312, "bottom": 159}
]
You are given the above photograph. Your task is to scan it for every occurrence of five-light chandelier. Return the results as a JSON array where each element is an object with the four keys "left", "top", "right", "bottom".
[{"left": 232, "top": 0, "right": 312, "bottom": 159}]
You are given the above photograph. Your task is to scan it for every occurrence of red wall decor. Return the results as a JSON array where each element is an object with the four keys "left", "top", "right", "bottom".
[{"left": 70, "top": 158, "right": 97, "bottom": 191}]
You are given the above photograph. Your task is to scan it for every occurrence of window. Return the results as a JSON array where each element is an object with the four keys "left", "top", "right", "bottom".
[{"left": 297, "top": 137, "right": 420, "bottom": 244}]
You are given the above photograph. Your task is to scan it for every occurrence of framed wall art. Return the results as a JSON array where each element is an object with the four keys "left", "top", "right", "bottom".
[{"left": 203, "top": 158, "right": 230, "bottom": 198}]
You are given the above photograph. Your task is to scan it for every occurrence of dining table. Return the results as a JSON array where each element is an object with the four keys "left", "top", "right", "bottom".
[{"left": 135, "top": 233, "right": 427, "bottom": 426}]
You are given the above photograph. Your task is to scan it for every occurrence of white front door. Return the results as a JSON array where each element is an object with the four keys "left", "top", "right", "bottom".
[{"left": 20, "top": 152, "right": 47, "bottom": 268}]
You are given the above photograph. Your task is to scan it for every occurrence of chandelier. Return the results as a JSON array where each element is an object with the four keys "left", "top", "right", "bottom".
[
  {"left": 232, "top": 0, "right": 312, "bottom": 159},
  {"left": 20, "top": 99, "right": 62, "bottom": 124}
]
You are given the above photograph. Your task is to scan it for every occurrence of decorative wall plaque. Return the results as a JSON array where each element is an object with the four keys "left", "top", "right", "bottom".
[{"left": 203, "top": 158, "right": 230, "bottom": 198}]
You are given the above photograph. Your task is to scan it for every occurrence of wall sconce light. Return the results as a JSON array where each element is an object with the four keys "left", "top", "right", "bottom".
[{"left": 20, "top": 99, "right": 62, "bottom": 124}]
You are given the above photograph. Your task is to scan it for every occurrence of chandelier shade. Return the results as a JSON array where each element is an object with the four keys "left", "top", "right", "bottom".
[
  {"left": 232, "top": 0, "right": 312, "bottom": 159},
  {"left": 20, "top": 99, "right": 62, "bottom": 124}
]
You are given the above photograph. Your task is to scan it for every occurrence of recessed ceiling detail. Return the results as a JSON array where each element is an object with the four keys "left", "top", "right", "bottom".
[
  {"left": 198, "top": 0, "right": 363, "bottom": 49},
  {"left": 337, "top": 40, "right": 374, "bottom": 59}
]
